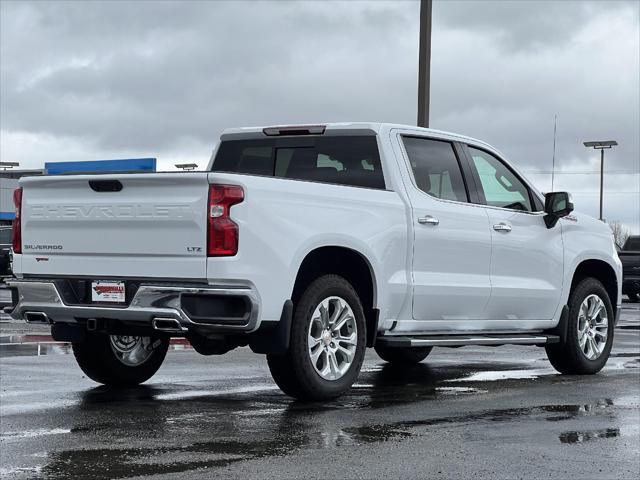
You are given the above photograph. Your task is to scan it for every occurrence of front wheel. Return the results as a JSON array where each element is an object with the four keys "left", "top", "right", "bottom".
[
  {"left": 73, "top": 333, "right": 169, "bottom": 385},
  {"left": 546, "top": 277, "right": 614, "bottom": 374},
  {"left": 267, "top": 275, "right": 366, "bottom": 401}
]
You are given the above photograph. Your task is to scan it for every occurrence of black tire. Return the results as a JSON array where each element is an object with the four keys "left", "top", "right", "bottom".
[
  {"left": 267, "top": 274, "right": 366, "bottom": 401},
  {"left": 72, "top": 332, "right": 169, "bottom": 386},
  {"left": 374, "top": 344, "right": 432, "bottom": 364},
  {"left": 627, "top": 292, "right": 639, "bottom": 302},
  {"left": 545, "top": 277, "right": 614, "bottom": 374}
]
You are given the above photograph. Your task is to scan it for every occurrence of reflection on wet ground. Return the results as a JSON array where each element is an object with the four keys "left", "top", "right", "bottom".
[
  {"left": 23, "top": 393, "right": 627, "bottom": 480},
  {"left": 0, "top": 335, "right": 191, "bottom": 358},
  {"left": 559, "top": 428, "right": 621, "bottom": 444},
  {"left": 4, "top": 360, "right": 629, "bottom": 480},
  {"left": 2, "top": 310, "right": 638, "bottom": 479}
]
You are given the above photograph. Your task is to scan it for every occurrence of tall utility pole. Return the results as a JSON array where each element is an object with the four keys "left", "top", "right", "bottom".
[
  {"left": 417, "top": 0, "right": 433, "bottom": 128},
  {"left": 583, "top": 140, "right": 618, "bottom": 222},
  {"left": 551, "top": 115, "right": 557, "bottom": 191}
]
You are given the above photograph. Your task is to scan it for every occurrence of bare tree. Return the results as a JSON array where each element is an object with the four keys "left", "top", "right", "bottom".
[{"left": 608, "top": 220, "right": 630, "bottom": 250}]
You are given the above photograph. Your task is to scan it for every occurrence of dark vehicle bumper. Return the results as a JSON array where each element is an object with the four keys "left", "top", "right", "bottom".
[
  {"left": 622, "top": 276, "right": 640, "bottom": 294},
  {"left": 0, "top": 253, "right": 10, "bottom": 277}
]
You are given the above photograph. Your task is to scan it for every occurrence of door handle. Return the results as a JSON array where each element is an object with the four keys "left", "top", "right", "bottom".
[
  {"left": 418, "top": 215, "right": 439, "bottom": 226},
  {"left": 493, "top": 222, "right": 512, "bottom": 232}
]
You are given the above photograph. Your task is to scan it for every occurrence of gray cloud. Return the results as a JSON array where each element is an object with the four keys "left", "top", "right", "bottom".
[
  {"left": 435, "top": 0, "right": 638, "bottom": 52},
  {"left": 1, "top": 0, "right": 638, "bottom": 230}
]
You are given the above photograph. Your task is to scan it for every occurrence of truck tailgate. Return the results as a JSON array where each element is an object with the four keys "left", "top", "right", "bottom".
[{"left": 18, "top": 173, "right": 209, "bottom": 279}]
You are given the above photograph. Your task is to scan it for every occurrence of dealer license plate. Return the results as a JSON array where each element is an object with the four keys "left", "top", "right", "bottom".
[{"left": 91, "top": 280, "right": 126, "bottom": 303}]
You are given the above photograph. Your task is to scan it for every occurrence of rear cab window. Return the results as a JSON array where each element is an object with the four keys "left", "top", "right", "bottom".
[
  {"left": 212, "top": 135, "right": 385, "bottom": 189},
  {"left": 401, "top": 136, "right": 469, "bottom": 202}
]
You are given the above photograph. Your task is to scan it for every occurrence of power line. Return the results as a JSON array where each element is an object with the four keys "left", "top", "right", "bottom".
[
  {"left": 524, "top": 170, "right": 639, "bottom": 175},
  {"left": 569, "top": 191, "right": 639, "bottom": 195}
]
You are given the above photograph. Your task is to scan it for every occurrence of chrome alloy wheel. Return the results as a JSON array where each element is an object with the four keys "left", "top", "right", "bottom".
[
  {"left": 577, "top": 294, "right": 609, "bottom": 360},
  {"left": 109, "top": 335, "right": 155, "bottom": 367},
  {"left": 307, "top": 296, "right": 358, "bottom": 381}
]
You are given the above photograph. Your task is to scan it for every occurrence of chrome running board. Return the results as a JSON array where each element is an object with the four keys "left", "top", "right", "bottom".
[{"left": 376, "top": 334, "right": 560, "bottom": 348}]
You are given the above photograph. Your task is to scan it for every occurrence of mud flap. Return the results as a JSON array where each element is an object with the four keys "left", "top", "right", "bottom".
[
  {"left": 249, "top": 300, "right": 293, "bottom": 355},
  {"left": 544, "top": 305, "right": 569, "bottom": 345},
  {"left": 367, "top": 308, "right": 380, "bottom": 348}
]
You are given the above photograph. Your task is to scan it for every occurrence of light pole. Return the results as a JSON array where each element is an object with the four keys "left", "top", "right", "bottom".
[
  {"left": 417, "top": 0, "right": 433, "bottom": 128},
  {"left": 583, "top": 140, "right": 618, "bottom": 221},
  {"left": 175, "top": 163, "right": 198, "bottom": 171},
  {"left": 0, "top": 162, "right": 19, "bottom": 171}
]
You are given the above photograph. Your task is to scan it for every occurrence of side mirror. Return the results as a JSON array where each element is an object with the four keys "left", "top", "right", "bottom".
[{"left": 544, "top": 191, "right": 574, "bottom": 228}]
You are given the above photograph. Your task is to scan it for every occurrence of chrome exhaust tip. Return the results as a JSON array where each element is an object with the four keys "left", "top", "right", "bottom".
[
  {"left": 24, "top": 311, "right": 51, "bottom": 324},
  {"left": 152, "top": 317, "right": 187, "bottom": 333}
]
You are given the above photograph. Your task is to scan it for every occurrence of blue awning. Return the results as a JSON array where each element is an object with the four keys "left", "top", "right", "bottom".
[{"left": 45, "top": 158, "right": 156, "bottom": 175}]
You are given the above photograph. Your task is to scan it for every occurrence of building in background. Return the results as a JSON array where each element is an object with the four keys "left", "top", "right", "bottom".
[{"left": 0, "top": 169, "right": 43, "bottom": 225}]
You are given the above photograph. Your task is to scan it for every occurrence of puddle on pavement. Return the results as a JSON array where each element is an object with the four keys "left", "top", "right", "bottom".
[
  {"left": 24, "top": 396, "right": 625, "bottom": 479},
  {"left": 623, "top": 358, "right": 640, "bottom": 368},
  {"left": 435, "top": 386, "right": 488, "bottom": 395},
  {"left": 559, "top": 427, "right": 621, "bottom": 444},
  {"left": 0, "top": 428, "right": 72, "bottom": 440},
  {"left": 0, "top": 466, "right": 44, "bottom": 478},
  {"left": 342, "top": 424, "right": 412, "bottom": 443},
  {"left": 447, "top": 368, "right": 555, "bottom": 383},
  {"left": 35, "top": 423, "right": 416, "bottom": 479},
  {"left": 542, "top": 399, "right": 615, "bottom": 421},
  {"left": 39, "top": 439, "right": 293, "bottom": 479},
  {"left": 154, "top": 385, "right": 281, "bottom": 401}
]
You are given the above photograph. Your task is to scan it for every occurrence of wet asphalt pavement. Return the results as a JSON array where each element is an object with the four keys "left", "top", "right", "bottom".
[{"left": 1, "top": 304, "right": 639, "bottom": 479}]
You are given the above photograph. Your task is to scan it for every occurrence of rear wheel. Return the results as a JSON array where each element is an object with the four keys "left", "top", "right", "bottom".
[
  {"left": 73, "top": 332, "right": 169, "bottom": 385},
  {"left": 267, "top": 275, "right": 366, "bottom": 400},
  {"left": 374, "top": 344, "right": 432, "bottom": 364},
  {"left": 546, "top": 277, "right": 614, "bottom": 374}
]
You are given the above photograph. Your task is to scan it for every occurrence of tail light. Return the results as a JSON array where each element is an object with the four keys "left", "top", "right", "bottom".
[
  {"left": 12, "top": 187, "right": 22, "bottom": 254},
  {"left": 207, "top": 184, "right": 244, "bottom": 256}
]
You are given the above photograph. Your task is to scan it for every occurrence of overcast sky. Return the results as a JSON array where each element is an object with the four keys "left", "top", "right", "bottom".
[{"left": 1, "top": 0, "right": 638, "bottom": 231}]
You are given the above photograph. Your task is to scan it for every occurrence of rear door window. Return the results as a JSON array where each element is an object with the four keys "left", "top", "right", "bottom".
[
  {"left": 212, "top": 136, "right": 385, "bottom": 189},
  {"left": 401, "top": 136, "right": 468, "bottom": 202}
]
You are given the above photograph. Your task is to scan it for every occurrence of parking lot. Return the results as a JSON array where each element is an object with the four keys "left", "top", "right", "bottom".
[{"left": 0, "top": 302, "right": 638, "bottom": 479}]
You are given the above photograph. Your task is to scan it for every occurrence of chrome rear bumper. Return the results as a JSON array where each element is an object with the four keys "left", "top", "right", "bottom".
[{"left": 6, "top": 279, "right": 260, "bottom": 333}]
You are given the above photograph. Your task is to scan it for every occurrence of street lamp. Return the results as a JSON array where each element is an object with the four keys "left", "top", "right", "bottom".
[
  {"left": 175, "top": 163, "right": 198, "bottom": 171},
  {"left": 0, "top": 162, "right": 19, "bottom": 171},
  {"left": 583, "top": 140, "right": 618, "bottom": 221}
]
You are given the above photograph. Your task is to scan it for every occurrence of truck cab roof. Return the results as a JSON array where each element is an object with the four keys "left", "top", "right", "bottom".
[{"left": 220, "top": 122, "right": 494, "bottom": 150}]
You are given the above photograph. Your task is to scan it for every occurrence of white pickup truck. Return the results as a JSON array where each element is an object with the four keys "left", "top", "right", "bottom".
[{"left": 7, "top": 123, "right": 622, "bottom": 400}]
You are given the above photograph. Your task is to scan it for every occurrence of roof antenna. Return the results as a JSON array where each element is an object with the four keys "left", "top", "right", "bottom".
[{"left": 551, "top": 114, "right": 558, "bottom": 191}]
